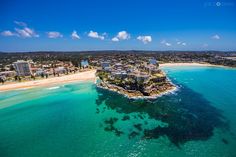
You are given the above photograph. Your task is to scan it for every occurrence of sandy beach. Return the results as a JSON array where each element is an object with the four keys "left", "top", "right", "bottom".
[
  {"left": 159, "top": 62, "right": 226, "bottom": 67},
  {"left": 0, "top": 70, "right": 96, "bottom": 92}
]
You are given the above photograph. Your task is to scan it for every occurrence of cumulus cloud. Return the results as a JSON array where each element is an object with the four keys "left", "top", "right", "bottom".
[
  {"left": 47, "top": 31, "right": 63, "bottom": 38},
  {"left": 102, "top": 32, "right": 107, "bottom": 36},
  {"left": 137, "top": 35, "right": 152, "bottom": 44},
  {"left": 161, "top": 40, "right": 171, "bottom": 46},
  {"left": 112, "top": 37, "right": 119, "bottom": 42},
  {"left": 15, "top": 28, "right": 30, "bottom": 38},
  {"left": 14, "top": 21, "right": 27, "bottom": 27},
  {"left": 15, "top": 27, "right": 39, "bottom": 38},
  {"left": 71, "top": 30, "right": 80, "bottom": 39},
  {"left": 88, "top": 31, "right": 104, "bottom": 40},
  {"left": 14, "top": 21, "right": 39, "bottom": 38},
  {"left": 212, "top": 34, "right": 220, "bottom": 40},
  {"left": 1, "top": 30, "right": 16, "bottom": 36},
  {"left": 160, "top": 40, "right": 166, "bottom": 44},
  {"left": 182, "top": 42, "right": 187, "bottom": 46},
  {"left": 1, "top": 21, "right": 39, "bottom": 38},
  {"left": 165, "top": 42, "right": 171, "bottom": 46},
  {"left": 177, "top": 41, "right": 187, "bottom": 46},
  {"left": 117, "top": 31, "right": 130, "bottom": 40},
  {"left": 112, "top": 31, "right": 130, "bottom": 41}
]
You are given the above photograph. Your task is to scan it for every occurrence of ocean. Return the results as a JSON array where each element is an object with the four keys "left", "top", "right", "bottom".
[{"left": 0, "top": 66, "right": 236, "bottom": 157}]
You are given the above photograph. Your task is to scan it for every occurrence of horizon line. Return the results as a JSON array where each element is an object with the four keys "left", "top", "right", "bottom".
[{"left": 1, "top": 49, "right": 236, "bottom": 53}]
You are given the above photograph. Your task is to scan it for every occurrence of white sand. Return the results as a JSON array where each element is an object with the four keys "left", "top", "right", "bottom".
[
  {"left": 0, "top": 70, "right": 96, "bottom": 92},
  {"left": 159, "top": 62, "right": 224, "bottom": 67}
]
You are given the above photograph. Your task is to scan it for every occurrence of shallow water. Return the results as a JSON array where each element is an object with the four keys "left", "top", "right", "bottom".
[{"left": 0, "top": 66, "right": 236, "bottom": 157}]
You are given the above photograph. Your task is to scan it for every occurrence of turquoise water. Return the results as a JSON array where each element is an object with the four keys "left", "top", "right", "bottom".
[{"left": 0, "top": 66, "right": 236, "bottom": 157}]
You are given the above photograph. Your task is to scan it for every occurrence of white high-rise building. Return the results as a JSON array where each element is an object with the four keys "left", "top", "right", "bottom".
[{"left": 13, "top": 60, "right": 32, "bottom": 76}]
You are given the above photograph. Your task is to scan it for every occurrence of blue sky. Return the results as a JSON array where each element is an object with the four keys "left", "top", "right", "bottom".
[{"left": 0, "top": 0, "right": 236, "bottom": 52}]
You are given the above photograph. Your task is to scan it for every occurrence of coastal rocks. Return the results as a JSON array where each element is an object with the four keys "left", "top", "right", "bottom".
[
  {"left": 97, "top": 80, "right": 176, "bottom": 99},
  {"left": 98, "top": 81, "right": 144, "bottom": 98}
]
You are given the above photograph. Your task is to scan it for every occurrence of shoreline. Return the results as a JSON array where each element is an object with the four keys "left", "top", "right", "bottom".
[
  {"left": 1, "top": 63, "right": 233, "bottom": 93},
  {"left": 97, "top": 83, "right": 178, "bottom": 100},
  {"left": 0, "top": 70, "right": 96, "bottom": 92},
  {"left": 96, "top": 76, "right": 178, "bottom": 100},
  {"left": 159, "top": 62, "right": 230, "bottom": 68}
]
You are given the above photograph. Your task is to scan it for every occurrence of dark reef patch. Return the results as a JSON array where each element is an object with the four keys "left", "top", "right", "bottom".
[
  {"left": 134, "top": 123, "right": 142, "bottom": 131},
  {"left": 103, "top": 117, "right": 124, "bottom": 136},
  {"left": 129, "top": 131, "right": 139, "bottom": 139},
  {"left": 122, "top": 115, "right": 130, "bottom": 121},
  {"left": 95, "top": 81, "right": 229, "bottom": 146},
  {"left": 221, "top": 138, "right": 229, "bottom": 144}
]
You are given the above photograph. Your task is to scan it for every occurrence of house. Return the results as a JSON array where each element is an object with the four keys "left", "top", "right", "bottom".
[
  {"left": 81, "top": 60, "right": 89, "bottom": 68},
  {"left": 101, "top": 61, "right": 110, "bottom": 69},
  {"left": 35, "top": 68, "right": 46, "bottom": 76},
  {"left": 149, "top": 58, "right": 158, "bottom": 66},
  {"left": 55, "top": 67, "right": 66, "bottom": 74},
  {"left": 135, "top": 74, "right": 149, "bottom": 83},
  {"left": 111, "top": 70, "right": 127, "bottom": 79},
  {"left": 0, "top": 71, "right": 16, "bottom": 77},
  {"left": 145, "top": 64, "right": 161, "bottom": 75},
  {"left": 114, "top": 63, "right": 123, "bottom": 69}
]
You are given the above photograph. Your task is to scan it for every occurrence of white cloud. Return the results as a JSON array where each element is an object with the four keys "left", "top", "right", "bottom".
[
  {"left": 88, "top": 31, "right": 104, "bottom": 40},
  {"left": 161, "top": 40, "right": 171, "bottom": 46},
  {"left": 14, "top": 21, "right": 27, "bottom": 27},
  {"left": 211, "top": 34, "right": 220, "bottom": 40},
  {"left": 165, "top": 42, "right": 171, "bottom": 46},
  {"left": 212, "top": 34, "right": 220, "bottom": 40},
  {"left": 112, "top": 31, "right": 130, "bottom": 41},
  {"left": 112, "top": 37, "right": 119, "bottom": 42},
  {"left": 182, "top": 42, "right": 186, "bottom": 46},
  {"left": 117, "top": 31, "right": 130, "bottom": 40},
  {"left": 1, "top": 30, "right": 16, "bottom": 36},
  {"left": 1, "top": 21, "right": 39, "bottom": 38},
  {"left": 15, "top": 27, "right": 39, "bottom": 38},
  {"left": 15, "top": 28, "right": 30, "bottom": 38},
  {"left": 160, "top": 40, "right": 166, "bottom": 44},
  {"left": 47, "top": 31, "right": 63, "bottom": 38},
  {"left": 14, "top": 21, "right": 39, "bottom": 38},
  {"left": 71, "top": 30, "right": 80, "bottom": 40},
  {"left": 176, "top": 40, "right": 187, "bottom": 46},
  {"left": 102, "top": 32, "right": 107, "bottom": 36},
  {"left": 137, "top": 35, "right": 152, "bottom": 44}
]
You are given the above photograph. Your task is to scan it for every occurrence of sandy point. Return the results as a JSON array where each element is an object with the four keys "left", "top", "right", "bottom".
[{"left": 159, "top": 62, "right": 227, "bottom": 68}]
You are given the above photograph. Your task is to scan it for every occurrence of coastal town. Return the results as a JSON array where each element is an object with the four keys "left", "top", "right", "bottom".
[
  {"left": 0, "top": 58, "right": 91, "bottom": 84},
  {"left": 0, "top": 51, "right": 236, "bottom": 96}
]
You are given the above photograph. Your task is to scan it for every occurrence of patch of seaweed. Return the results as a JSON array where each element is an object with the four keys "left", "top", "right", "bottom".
[
  {"left": 134, "top": 123, "right": 142, "bottom": 131},
  {"left": 221, "top": 138, "right": 229, "bottom": 145},
  {"left": 129, "top": 131, "right": 139, "bottom": 139},
  {"left": 122, "top": 115, "right": 130, "bottom": 121},
  {"left": 103, "top": 117, "right": 124, "bottom": 136},
  {"left": 95, "top": 82, "right": 229, "bottom": 146}
]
